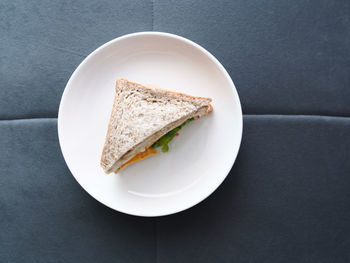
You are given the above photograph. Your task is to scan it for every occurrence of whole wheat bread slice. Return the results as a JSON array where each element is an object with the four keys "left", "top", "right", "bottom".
[{"left": 100, "top": 78, "right": 213, "bottom": 173}]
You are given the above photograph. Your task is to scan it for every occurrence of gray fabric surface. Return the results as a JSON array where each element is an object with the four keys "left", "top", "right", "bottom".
[
  {"left": 0, "top": 119, "right": 155, "bottom": 263},
  {"left": 0, "top": 0, "right": 152, "bottom": 119},
  {"left": 157, "top": 115, "right": 350, "bottom": 263},
  {"left": 1, "top": 0, "right": 350, "bottom": 262},
  {"left": 1, "top": 117, "right": 350, "bottom": 262},
  {"left": 1, "top": 0, "right": 349, "bottom": 119},
  {"left": 154, "top": 0, "right": 350, "bottom": 116}
]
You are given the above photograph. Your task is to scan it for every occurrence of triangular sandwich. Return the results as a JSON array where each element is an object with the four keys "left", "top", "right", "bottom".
[{"left": 101, "top": 78, "right": 213, "bottom": 173}]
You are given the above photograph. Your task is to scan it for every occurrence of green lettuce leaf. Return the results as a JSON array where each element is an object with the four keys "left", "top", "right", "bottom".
[{"left": 152, "top": 118, "right": 194, "bottom": 152}]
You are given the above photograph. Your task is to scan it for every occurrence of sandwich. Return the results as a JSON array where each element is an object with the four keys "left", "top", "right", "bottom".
[{"left": 100, "top": 78, "right": 213, "bottom": 174}]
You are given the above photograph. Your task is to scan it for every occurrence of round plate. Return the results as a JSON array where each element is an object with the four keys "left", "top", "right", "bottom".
[{"left": 58, "top": 32, "right": 242, "bottom": 217}]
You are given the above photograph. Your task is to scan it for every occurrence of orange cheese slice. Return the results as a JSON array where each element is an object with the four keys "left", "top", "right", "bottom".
[{"left": 120, "top": 147, "right": 158, "bottom": 169}]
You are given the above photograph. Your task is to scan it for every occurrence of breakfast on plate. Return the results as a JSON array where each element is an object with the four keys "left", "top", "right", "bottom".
[{"left": 100, "top": 78, "right": 213, "bottom": 174}]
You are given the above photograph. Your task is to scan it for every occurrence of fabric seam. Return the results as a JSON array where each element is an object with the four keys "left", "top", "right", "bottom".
[
  {"left": 151, "top": 0, "right": 154, "bottom": 30},
  {"left": 1, "top": 114, "right": 350, "bottom": 122}
]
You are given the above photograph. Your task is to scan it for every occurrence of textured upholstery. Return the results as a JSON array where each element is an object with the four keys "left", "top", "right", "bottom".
[
  {"left": 1, "top": 0, "right": 349, "bottom": 262},
  {"left": 0, "top": 0, "right": 152, "bottom": 119}
]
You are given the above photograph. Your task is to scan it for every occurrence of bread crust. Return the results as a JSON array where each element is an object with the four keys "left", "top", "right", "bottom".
[
  {"left": 100, "top": 85, "right": 120, "bottom": 171},
  {"left": 118, "top": 78, "right": 212, "bottom": 103}
]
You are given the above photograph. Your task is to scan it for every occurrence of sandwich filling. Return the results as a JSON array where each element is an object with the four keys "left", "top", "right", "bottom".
[
  {"left": 119, "top": 118, "right": 194, "bottom": 170},
  {"left": 152, "top": 118, "right": 194, "bottom": 152},
  {"left": 120, "top": 147, "right": 158, "bottom": 169}
]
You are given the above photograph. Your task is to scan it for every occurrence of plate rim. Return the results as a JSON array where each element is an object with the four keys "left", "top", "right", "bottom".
[{"left": 58, "top": 31, "right": 243, "bottom": 217}]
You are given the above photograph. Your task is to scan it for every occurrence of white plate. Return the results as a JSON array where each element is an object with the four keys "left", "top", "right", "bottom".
[{"left": 58, "top": 32, "right": 242, "bottom": 217}]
